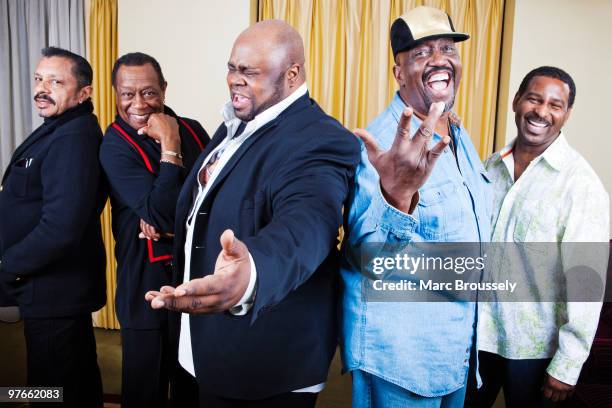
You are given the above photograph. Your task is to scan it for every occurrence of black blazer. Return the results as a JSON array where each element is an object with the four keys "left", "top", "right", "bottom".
[
  {"left": 0, "top": 101, "right": 107, "bottom": 318},
  {"left": 171, "top": 93, "right": 360, "bottom": 399},
  {"left": 99, "top": 109, "right": 208, "bottom": 329}
]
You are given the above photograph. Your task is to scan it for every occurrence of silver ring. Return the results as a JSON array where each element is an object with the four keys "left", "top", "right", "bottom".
[
  {"left": 397, "top": 127, "right": 410, "bottom": 138},
  {"left": 419, "top": 127, "right": 432, "bottom": 139}
]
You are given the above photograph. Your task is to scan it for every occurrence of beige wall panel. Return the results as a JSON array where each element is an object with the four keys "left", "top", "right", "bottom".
[{"left": 118, "top": 0, "right": 251, "bottom": 132}]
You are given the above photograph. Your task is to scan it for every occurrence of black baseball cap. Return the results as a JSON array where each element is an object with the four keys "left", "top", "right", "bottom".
[{"left": 391, "top": 6, "right": 469, "bottom": 57}]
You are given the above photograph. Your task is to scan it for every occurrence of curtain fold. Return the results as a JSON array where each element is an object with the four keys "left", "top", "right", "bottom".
[
  {"left": 257, "top": 0, "right": 504, "bottom": 159},
  {"left": 89, "top": 0, "right": 119, "bottom": 330}
]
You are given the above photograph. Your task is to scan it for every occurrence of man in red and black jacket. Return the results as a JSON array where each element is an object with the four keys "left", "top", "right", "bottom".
[{"left": 99, "top": 52, "right": 208, "bottom": 408}]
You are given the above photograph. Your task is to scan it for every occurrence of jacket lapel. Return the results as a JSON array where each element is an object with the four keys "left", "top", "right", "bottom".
[
  {"left": 203, "top": 119, "right": 279, "bottom": 199},
  {"left": 5, "top": 101, "right": 95, "bottom": 178},
  {"left": 175, "top": 123, "right": 228, "bottom": 228},
  {"left": 204, "top": 93, "right": 312, "bottom": 200},
  {"left": 7, "top": 124, "right": 49, "bottom": 168}
]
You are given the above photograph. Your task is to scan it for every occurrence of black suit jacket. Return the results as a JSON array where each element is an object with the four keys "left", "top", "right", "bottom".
[
  {"left": 171, "top": 93, "right": 360, "bottom": 399},
  {"left": 0, "top": 101, "right": 107, "bottom": 318},
  {"left": 99, "top": 109, "right": 208, "bottom": 329}
]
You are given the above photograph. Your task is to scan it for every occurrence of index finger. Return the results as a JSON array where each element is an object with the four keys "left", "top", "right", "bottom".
[{"left": 412, "top": 102, "right": 444, "bottom": 147}]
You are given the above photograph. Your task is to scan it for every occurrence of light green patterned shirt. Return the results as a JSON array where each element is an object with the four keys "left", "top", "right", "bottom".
[{"left": 478, "top": 133, "right": 609, "bottom": 385}]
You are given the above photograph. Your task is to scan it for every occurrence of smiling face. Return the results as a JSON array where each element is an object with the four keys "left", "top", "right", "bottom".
[
  {"left": 513, "top": 75, "right": 572, "bottom": 151},
  {"left": 33, "top": 56, "right": 90, "bottom": 118},
  {"left": 114, "top": 63, "right": 166, "bottom": 130},
  {"left": 394, "top": 37, "right": 462, "bottom": 115}
]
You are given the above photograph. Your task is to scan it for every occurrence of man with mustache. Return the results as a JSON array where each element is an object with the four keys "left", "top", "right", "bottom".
[
  {"left": 0, "top": 47, "right": 106, "bottom": 406},
  {"left": 145, "top": 20, "right": 360, "bottom": 407},
  {"left": 340, "top": 6, "right": 491, "bottom": 407},
  {"left": 467, "top": 67, "right": 609, "bottom": 407},
  {"left": 99, "top": 52, "right": 208, "bottom": 408}
]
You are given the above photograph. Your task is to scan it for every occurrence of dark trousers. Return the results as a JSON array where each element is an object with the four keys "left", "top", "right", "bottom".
[
  {"left": 466, "top": 350, "right": 556, "bottom": 408},
  {"left": 170, "top": 363, "right": 199, "bottom": 408},
  {"left": 120, "top": 327, "right": 171, "bottom": 408},
  {"left": 23, "top": 315, "right": 103, "bottom": 408},
  {"left": 172, "top": 365, "right": 317, "bottom": 408}
]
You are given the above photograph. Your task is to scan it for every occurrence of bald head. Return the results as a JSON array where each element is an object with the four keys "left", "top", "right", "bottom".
[
  {"left": 227, "top": 20, "right": 307, "bottom": 121},
  {"left": 237, "top": 20, "right": 306, "bottom": 82}
]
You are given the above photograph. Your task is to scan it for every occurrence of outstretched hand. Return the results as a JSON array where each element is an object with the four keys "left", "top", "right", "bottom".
[
  {"left": 354, "top": 102, "right": 449, "bottom": 214},
  {"left": 145, "top": 229, "right": 251, "bottom": 314}
]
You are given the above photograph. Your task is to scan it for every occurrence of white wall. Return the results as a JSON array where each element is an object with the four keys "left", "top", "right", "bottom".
[
  {"left": 118, "top": 0, "right": 251, "bottom": 133},
  {"left": 498, "top": 0, "right": 612, "bottom": 237}
]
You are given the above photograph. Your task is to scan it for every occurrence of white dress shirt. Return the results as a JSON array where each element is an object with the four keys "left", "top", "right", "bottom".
[
  {"left": 178, "top": 83, "right": 324, "bottom": 393},
  {"left": 478, "top": 133, "right": 609, "bottom": 385}
]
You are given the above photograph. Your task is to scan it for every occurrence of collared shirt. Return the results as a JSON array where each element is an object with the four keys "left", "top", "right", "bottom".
[
  {"left": 478, "top": 133, "right": 609, "bottom": 385},
  {"left": 340, "top": 92, "right": 492, "bottom": 396},
  {"left": 179, "top": 84, "right": 323, "bottom": 392}
]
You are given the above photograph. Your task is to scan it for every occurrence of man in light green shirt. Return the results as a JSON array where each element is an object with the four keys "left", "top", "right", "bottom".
[{"left": 468, "top": 66, "right": 609, "bottom": 407}]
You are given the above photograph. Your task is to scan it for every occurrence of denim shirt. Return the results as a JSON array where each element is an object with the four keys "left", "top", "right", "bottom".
[{"left": 340, "top": 93, "right": 492, "bottom": 397}]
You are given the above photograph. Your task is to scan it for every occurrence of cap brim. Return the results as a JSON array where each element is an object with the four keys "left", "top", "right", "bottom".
[{"left": 394, "top": 32, "right": 470, "bottom": 56}]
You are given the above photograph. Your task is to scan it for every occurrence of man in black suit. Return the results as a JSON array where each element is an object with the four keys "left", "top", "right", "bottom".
[
  {"left": 145, "top": 20, "right": 360, "bottom": 407},
  {"left": 99, "top": 52, "right": 209, "bottom": 408},
  {"left": 0, "top": 47, "right": 106, "bottom": 407}
]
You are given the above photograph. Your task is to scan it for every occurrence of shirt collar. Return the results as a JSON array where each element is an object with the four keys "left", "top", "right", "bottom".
[
  {"left": 489, "top": 136, "right": 516, "bottom": 166},
  {"left": 492, "top": 133, "right": 570, "bottom": 172},
  {"left": 220, "top": 83, "right": 308, "bottom": 138},
  {"left": 540, "top": 133, "right": 571, "bottom": 171}
]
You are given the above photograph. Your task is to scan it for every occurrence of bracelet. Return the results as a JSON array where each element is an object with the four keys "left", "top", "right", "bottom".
[{"left": 161, "top": 150, "right": 183, "bottom": 159}]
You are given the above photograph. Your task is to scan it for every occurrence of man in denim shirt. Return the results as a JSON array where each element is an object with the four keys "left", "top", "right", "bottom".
[{"left": 340, "top": 6, "right": 492, "bottom": 407}]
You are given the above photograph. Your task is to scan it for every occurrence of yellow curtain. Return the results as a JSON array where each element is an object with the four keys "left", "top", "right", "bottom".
[
  {"left": 256, "top": 0, "right": 504, "bottom": 159},
  {"left": 89, "top": 0, "right": 120, "bottom": 329}
]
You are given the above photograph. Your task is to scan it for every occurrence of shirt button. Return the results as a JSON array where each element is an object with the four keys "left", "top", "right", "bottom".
[
  {"left": 462, "top": 181, "right": 467, "bottom": 187},
  {"left": 0, "top": 185, "right": 3, "bottom": 192}
]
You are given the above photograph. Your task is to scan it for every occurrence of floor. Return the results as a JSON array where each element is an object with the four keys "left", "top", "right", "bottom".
[
  {"left": 0, "top": 320, "right": 504, "bottom": 407},
  {"left": 0, "top": 320, "right": 352, "bottom": 407}
]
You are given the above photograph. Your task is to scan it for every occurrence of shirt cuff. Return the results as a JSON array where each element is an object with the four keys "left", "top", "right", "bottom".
[
  {"left": 546, "top": 350, "right": 584, "bottom": 386},
  {"left": 370, "top": 183, "right": 419, "bottom": 239},
  {"left": 229, "top": 252, "right": 257, "bottom": 316}
]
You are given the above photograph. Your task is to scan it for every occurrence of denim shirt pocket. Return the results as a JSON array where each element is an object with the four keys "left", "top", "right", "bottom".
[{"left": 416, "top": 181, "right": 462, "bottom": 240}]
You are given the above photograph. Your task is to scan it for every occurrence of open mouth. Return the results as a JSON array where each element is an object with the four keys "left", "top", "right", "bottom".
[
  {"left": 525, "top": 116, "right": 550, "bottom": 134},
  {"left": 232, "top": 93, "right": 250, "bottom": 110},
  {"left": 425, "top": 70, "right": 452, "bottom": 92}
]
